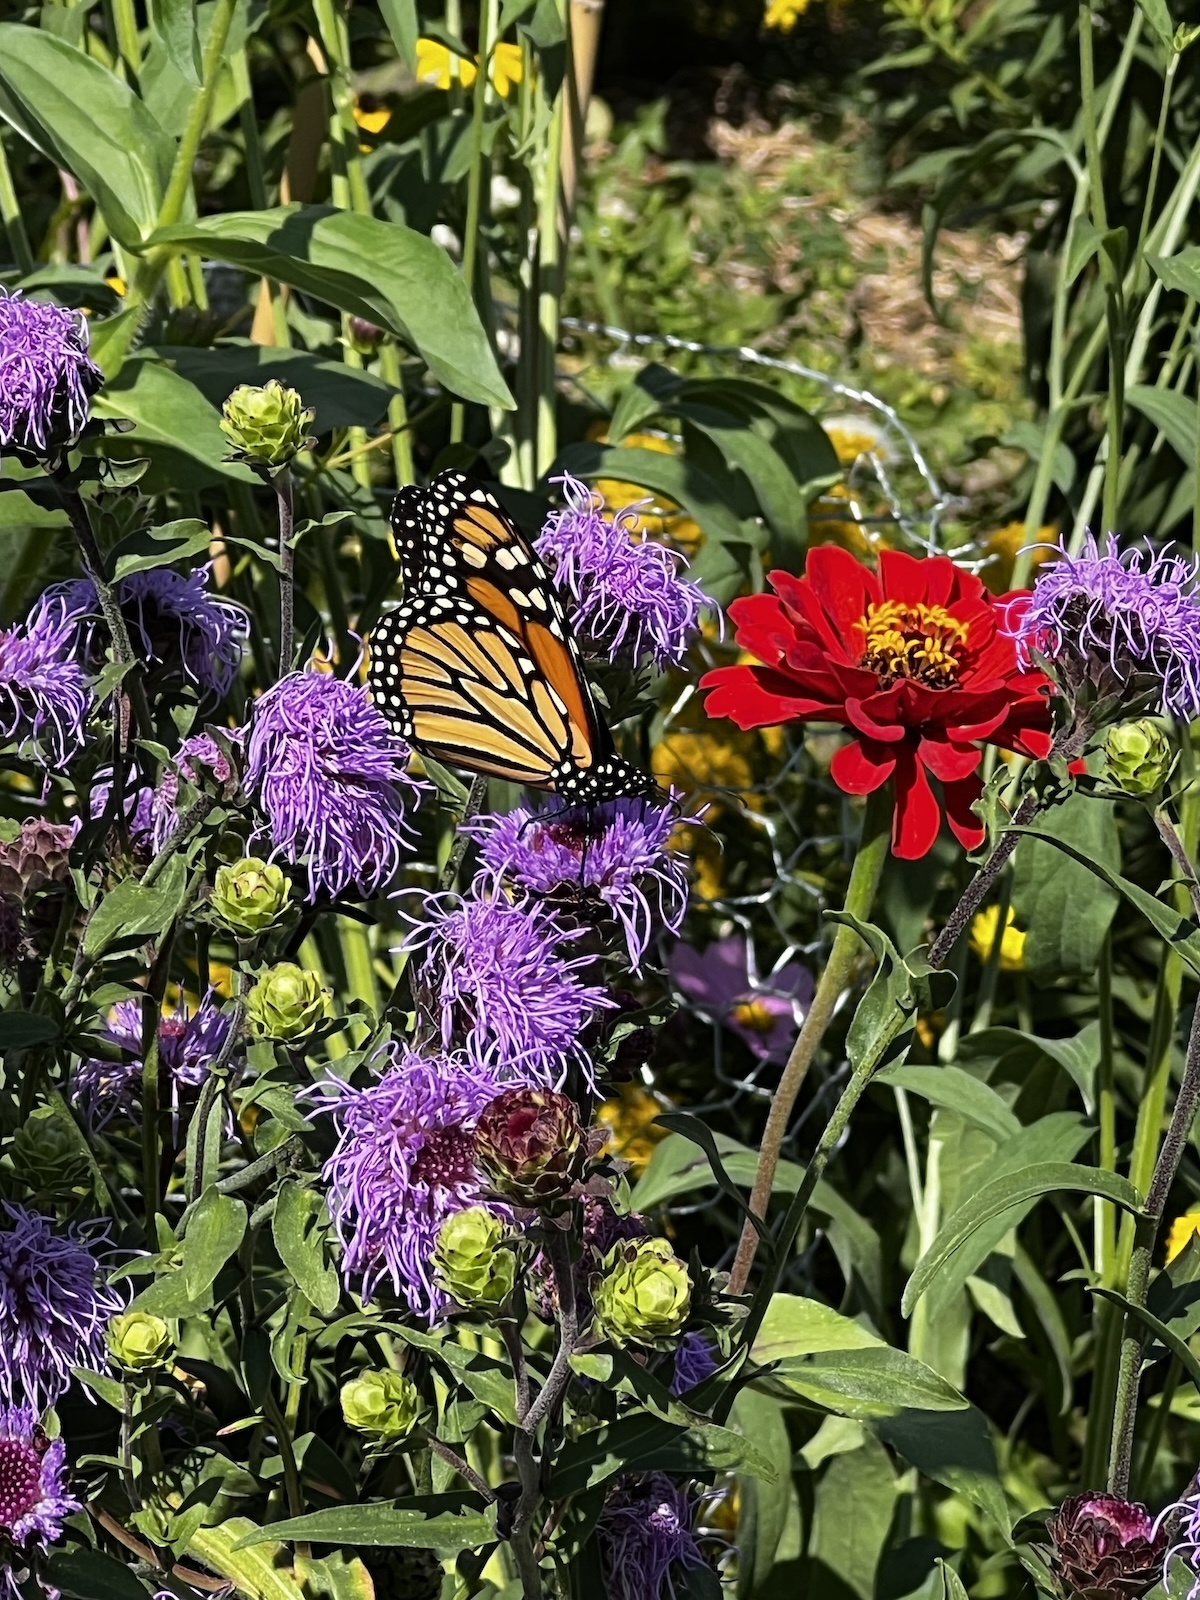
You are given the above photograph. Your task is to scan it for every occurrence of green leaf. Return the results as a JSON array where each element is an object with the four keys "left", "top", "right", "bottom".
[
  {"left": 1010, "top": 793, "right": 1120, "bottom": 983},
  {"left": 0, "top": 25, "right": 173, "bottom": 247},
  {"left": 182, "top": 1186, "right": 247, "bottom": 1300},
  {"left": 751, "top": 1293, "right": 885, "bottom": 1363},
  {"left": 273, "top": 1180, "right": 341, "bottom": 1317},
  {"left": 0, "top": 1009, "right": 59, "bottom": 1047},
  {"left": 110, "top": 519, "right": 213, "bottom": 581},
  {"left": 91, "top": 355, "right": 260, "bottom": 489},
  {"left": 186, "top": 1517, "right": 322, "bottom": 1599},
  {"left": 378, "top": 0, "right": 419, "bottom": 66},
  {"left": 46, "top": 1549, "right": 151, "bottom": 1600},
  {"left": 374, "top": 1323, "right": 519, "bottom": 1425},
  {"left": 1148, "top": 246, "right": 1200, "bottom": 301},
  {"left": 550, "top": 1413, "right": 779, "bottom": 1497},
  {"left": 903, "top": 1162, "right": 1142, "bottom": 1316},
  {"left": 1092, "top": 1286, "right": 1200, "bottom": 1393},
  {"left": 82, "top": 856, "right": 190, "bottom": 959},
  {"left": 875, "top": 1064, "right": 1021, "bottom": 1145},
  {"left": 1127, "top": 384, "right": 1198, "bottom": 464},
  {"left": 159, "top": 342, "right": 399, "bottom": 435},
  {"left": 807, "top": 1435, "right": 897, "bottom": 1600},
  {"left": 764, "top": 1346, "right": 969, "bottom": 1417},
  {"left": 873, "top": 1405, "right": 1010, "bottom": 1534},
  {"left": 233, "top": 1499, "right": 496, "bottom": 1555},
  {"left": 146, "top": 207, "right": 513, "bottom": 409},
  {"left": 148, "top": 0, "right": 201, "bottom": 84},
  {"left": 1136, "top": 0, "right": 1176, "bottom": 49},
  {"left": 732, "top": 1389, "right": 793, "bottom": 1598}
]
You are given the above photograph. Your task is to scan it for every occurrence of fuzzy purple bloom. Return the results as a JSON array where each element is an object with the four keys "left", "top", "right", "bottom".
[
  {"left": 598, "top": 1474, "right": 706, "bottom": 1600},
  {"left": 0, "top": 290, "right": 102, "bottom": 457},
  {"left": 316, "top": 1047, "right": 501, "bottom": 1319},
  {"left": 1006, "top": 534, "right": 1200, "bottom": 720},
  {"left": 0, "top": 1405, "right": 79, "bottom": 1598},
  {"left": 150, "top": 730, "right": 241, "bottom": 852},
  {"left": 466, "top": 798, "right": 689, "bottom": 970},
  {"left": 246, "top": 669, "right": 422, "bottom": 901},
  {"left": 74, "top": 993, "right": 234, "bottom": 1128},
  {"left": 670, "top": 1331, "right": 720, "bottom": 1396},
  {"left": 52, "top": 567, "right": 246, "bottom": 697},
  {"left": 0, "top": 1204, "right": 124, "bottom": 1408},
  {"left": 0, "top": 593, "right": 93, "bottom": 766},
  {"left": 537, "top": 473, "right": 707, "bottom": 670},
  {"left": 671, "top": 934, "right": 812, "bottom": 1061},
  {"left": 405, "top": 892, "right": 614, "bottom": 1085}
]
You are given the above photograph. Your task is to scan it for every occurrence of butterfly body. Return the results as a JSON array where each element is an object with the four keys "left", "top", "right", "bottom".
[{"left": 368, "top": 471, "right": 658, "bottom": 805}]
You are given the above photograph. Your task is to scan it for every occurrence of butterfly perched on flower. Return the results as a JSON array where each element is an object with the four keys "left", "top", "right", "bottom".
[{"left": 367, "top": 471, "right": 659, "bottom": 804}]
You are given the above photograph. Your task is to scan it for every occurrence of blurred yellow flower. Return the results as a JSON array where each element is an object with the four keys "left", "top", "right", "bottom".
[
  {"left": 980, "top": 522, "right": 1057, "bottom": 595},
  {"left": 823, "top": 419, "right": 890, "bottom": 466},
  {"left": 590, "top": 428, "right": 704, "bottom": 553},
  {"left": 1167, "top": 1211, "right": 1200, "bottom": 1264},
  {"left": 598, "top": 1083, "right": 669, "bottom": 1175},
  {"left": 764, "top": 0, "right": 811, "bottom": 29},
  {"left": 415, "top": 37, "right": 523, "bottom": 96},
  {"left": 105, "top": 274, "right": 127, "bottom": 297},
  {"left": 809, "top": 482, "right": 876, "bottom": 558},
  {"left": 491, "top": 42, "right": 524, "bottom": 96},
  {"left": 352, "top": 98, "right": 391, "bottom": 135},
  {"left": 969, "top": 905, "right": 1025, "bottom": 972}
]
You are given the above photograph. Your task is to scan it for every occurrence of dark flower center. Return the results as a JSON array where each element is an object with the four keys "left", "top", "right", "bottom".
[
  {"left": 857, "top": 601, "right": 968, "bottom": 689},
  {"left": 411, "top": 1126, "right": 476, "bottom": 1189},
  {"left": 0, "top": 1438, "right": 42, "bottom": 1533}
]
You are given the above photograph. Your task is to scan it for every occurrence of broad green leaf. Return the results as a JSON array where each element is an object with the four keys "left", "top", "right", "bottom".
[
  {"left": 751, "top": 1293, "right": 884, "bottom": 1363},
  {"left": 904, "top": 1161, "right": 1142, "bottom": 1316},
  {"left": 1010, "top": 793, "right": 1120, "bottom": 983},
  {"left": 631, "top": 1130, "right": 802, "bottom": 1211},
  {"left": 873, "top": 1405, "right": 1010, "bottom": 1534},
  {"left": 550, "top": 1412, "right": 778, "bottom": 1496},
  {"left": 187, "top": 1517, "right": 320, "bottom": 1599},
  {"left": 233, "top": 1499, "right": 496, "bottom": 1555},
  {"left": 876, "top": 1064, "right": 1021, "bottom": 1145},
  {"left": 0, "top": 1010, "right": 59, "bottom": 1048},
  {"left": 91, "top": 355, "right": 260, "bottom": 489},
  {"left": 129, "top": 1267, "right": 212, "bottom": 1318},
  {"left": 148, "top": 0, "right": 201, "bottom": 84},
  {"left": 273, "top": 1180, "right": 341, "bottom": 1316},
  {"left": 1148, "top": 247, "right": 1200, "bottom": 301},
  {"left": 160, "top": 342, "right": 399, "bottom": 435},
  {"left": 1136, "top": 0, "right": 1175, "bottom": 49},
  {"left": 680, "top": 402, "right": 811, "bottom": 565},
  {"left": 0, "top": 25, "right": 173, "bottom": 247},
  {"left": 807, "top": 1435, "right": 896, "bottom": 1600},
  {"left": 732, "top": 1389, "right": 793, "bottom": 1598},
  {"left": 956, "top": 1022, "right": 1101, "bottom": 1112},
  {"left": 182, "top": 1186, "right": 247, "bottom": 1300},
  {"left": 374, "top": 1322, "right": 519, "bottom": 1425},
  {"left": 378, "top": 0, "right": 419, "bottom": 66},
  {"left": 764, "top": 1346, "right": 969, "bottom": 1417},
  {"left": 146, "top": 207, "right": 512, "bottom": 409},
  {"left": 1148, "top": 1233, "right": 1200, "bottom": 1345},
  {"left": 46, "top": 1549, "right": 150, "bottom": 1600},
  {"left": 110, "top": 519, "right": 212, "bottom": 581},
  {"left": 82, "top": 856, "right": 190, "bottom": 959},
  {"left": 1127, "top": 384, "right": 1198, "bottom": 464}
]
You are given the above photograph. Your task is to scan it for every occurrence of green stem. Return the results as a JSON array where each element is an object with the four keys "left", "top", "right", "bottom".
[
  {"left": 276, "top": 469, "right": 295, "bottom": 676},
  {"left": 378, "top": 340, "right": 415, "bottom": 486},
  {"left": 728, "top": 783, "right": 892, "bottom": 1294},
  {"left": 450, "top": 0, "right": 496, "bottom": 445},
  {"left": 110, "top": 0, "right": 142, "bottom": 75},
  {"left": 535, "top": 11, "right": 568, "bottom": 480},
  {"left": 1096, "top": 931, "right": 1117, "bottom": 1285}
]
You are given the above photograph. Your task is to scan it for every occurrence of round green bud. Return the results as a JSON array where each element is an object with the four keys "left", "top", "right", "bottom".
[
  {"left": 593, "top": 1236, "right": 692, "bottom": 1349},
  {"left": 1103, "top": 719, "right": 1176, "bottom": 798},
  {"left": 7, "top": 1107, "right": 89, "bottom": 1202},
  {"left": 433, "top": 1207, "right": 516, "bottom": 1310},
  {"left": 220, "top": 380, "right": 316, "bottom": 472},
  {"left": 211, "top": 857, "right": 292, "bottom": 937},
  {"left": 107, "top": 1311, "right": 174, "bottom": 1372},
  {"left": 340, "top": 1369, "right": 424, "bottom": 1442},
  {"left": 245, "top": 962, "right": 329, "bottom": 1043}
]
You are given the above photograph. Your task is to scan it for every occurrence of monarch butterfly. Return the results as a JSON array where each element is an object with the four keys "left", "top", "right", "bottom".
[{"left": 367, "top": 470, "right": 660, "bottom": 805}]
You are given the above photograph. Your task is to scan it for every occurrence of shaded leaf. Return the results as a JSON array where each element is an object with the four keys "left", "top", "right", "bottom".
[{"left": 233, "top": 1499, "right": 496, "bottom": 1554}]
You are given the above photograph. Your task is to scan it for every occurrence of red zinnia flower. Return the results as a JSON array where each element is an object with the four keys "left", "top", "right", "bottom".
[{"left": 699, "top": 547, "right": 1055, "bottom": 859}]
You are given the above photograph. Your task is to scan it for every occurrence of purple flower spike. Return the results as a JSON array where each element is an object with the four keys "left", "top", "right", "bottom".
[
  {"left": 671, "top": 934, "right": 811, "bottom": 1061},
  {"left": 0, "top": 289, "right": 102, "bottom": 457},
  {"left": 316, "top": 1046, "right": 500, "bottom": 1319},
  {"left": 246, "top": 668, "right": 423, "bottom": 900},
  {"left": 406, "top": 892, "right": 614, "bottom": 1085},
  {"left": 598, "top": 1474, "right": 706, "bottom": 1600},
  {"left": 1005, "top": 533, "right": 1200, "bottom": 720},
  {"left": 0, "top": 1405, "right": 80, "bottom": 1595},
  {"left": 0, "top": 1203, "right": 124, "bottom": 1408},
  {"left": 537, "top": 473, "right": 708, "bottom": 670},
  {"left": 466, "top": 798, "right": 690, "bottom": 970},
  {"left": 0, "top": 593, "right": 93, "bottom": 766}
]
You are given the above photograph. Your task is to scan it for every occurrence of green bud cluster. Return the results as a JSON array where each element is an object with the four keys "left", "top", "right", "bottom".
[
  {"left": 107, "top": 1311, "right": 175, "bottom": 1372},
  {"left": 593, "top": 1236, "right": 692, "bottom": 1349},
  {"left": 220, "top": 381, "right": 315, "bottom": 472},
  {"left": 433, "top": 1207, "right": 516, "bottom": 1310},
  {"left": 246, "top": 962, "right": 329, "bottom": 1042},
  {"left": 1102, "top": 719, "right": 1175, "bottom": 798},
  {"left": 211, "top": 857, "right": 292, "bottom": 937},
  {"left": 340, "top": 1369, "right": 425, "bottom": 1442}
]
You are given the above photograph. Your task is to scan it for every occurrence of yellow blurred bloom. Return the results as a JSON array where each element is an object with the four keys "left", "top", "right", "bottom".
[
  {"left": 352, "top": 98, "right": 391, "bottom": 134},
  {"left": 598, "top": 1083, "right": 669, "bottom": 1175},
  {"left": 105, "top": 274, "right": 127, "bottom": 297},
  {"left": 980, "top": 522, "right": 1057, "bottom": 595},
  {"left": 414, "top": 37, "right": 523, "bottom": 96},
  {"left": 808, "top": 482, "right": 877, "bottom": 558},
  {"left": 590, "top": 429, "right": 704, "bottom": 553},
  {"left": 1167, "top": 1211, "right": 1200, "bottom": 1264},
  {"left": 969, "top": 905, "right": 1025, "bottom": 972},
  {"left": 491, "top": 42, "right": 524, "bottom": 96},
  {"left": 764, "top": 0, "right": 811, "bottom": 29},
  {"left": 823, "top": 419, "right": 890, "bottom": 466}
]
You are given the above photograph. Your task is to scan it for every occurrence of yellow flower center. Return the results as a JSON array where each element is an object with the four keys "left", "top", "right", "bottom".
[
  {"left": 729, "top": 999, "right": 777, "bottom": 1033},
  {"left": 857, "top": 601, "right": 968, "bottom": 689}
]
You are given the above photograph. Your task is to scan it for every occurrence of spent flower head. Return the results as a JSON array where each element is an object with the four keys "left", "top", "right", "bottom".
[
  {"left": 0, "top": 1404, "right": 80, "bottom": 1594},
  {"left": 537, "top": 472, "right": 707, "bottom": 670},
  {"left": 0, "top": 289, "right": 103, "bottom": 458},
  {"left": 1044, "top": 1494, "right": 1166, "bottom": 1600},
  {"left": 598, "top": 1474, "right": 706, "bottom": 1600},
  {"left": 0, "top": 593, "right": 93, "bottom": 767},
  {"left": 246, "top": 668, "right": 422, "bottom": 901},
  {"left": 0, "top": 819, "right": 78, "bottom": 904},
  {"left": 473, "top": 1087, "right": 586, "bottom": 1208}
]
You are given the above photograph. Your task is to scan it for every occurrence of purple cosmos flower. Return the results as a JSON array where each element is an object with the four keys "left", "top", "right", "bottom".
[
  {"left": 537, "top": 473, "right": 707, "bottom": 670},
  {"left": 670, "top": 1330, "right": 720, "bottom": 1396},
  {"left": 466, "top": 798, "right": 690, "bottom": 971},
  {"left": 150, "top": 730, "right": 241, "bottom": 852},
  {"left": 0, "top": 289, "right": 102, "bottom": 457},
  {"left": 405, "top": 892, "right": 614, "bottom": 1085},
  {"left": 1005, "top": 534, "right": 1200, "bottom": 720},
  {"left": 0, "top": 1203, "right": 124, "bottom": 1408},
  {"left": 316, "top": 1046, "right": 500, "bottom": 1319},
  {"left": 74, "top": 993, "right": 235, "bottom": 1128},
  {"left": 598, "top": 1474, "right": 706, "bottom": 1600},
  {"left": 671, "top": 934, "right": 812, "bottom": 1061},
  {"left": 0, "top": 1405, "right": 80, "bottom": 1600},
  {"left": 52, "top": 567, "right": 246, "bottom": 697},
  {"left": 0, "top": 593, "right": 93, "bottom": 766},
  {"left": 245, "top": 669, "right": 422, "bottom": 900}
]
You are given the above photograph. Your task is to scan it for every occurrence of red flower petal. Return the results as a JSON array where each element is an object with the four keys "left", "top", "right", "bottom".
[
  {"left": 831, "top": 737, "right": 898, "bottom": 794},
  {"left": 800, "top": 546, "right": 880, "bottom": 646},
  {"left": 700, "top": 663, "right": 842, "bottom": 730},
  {"left": 891, "top": 751, "right": 942, "bottom": 859},
  {"left": 942, "top": 774, "right": 986, "bottom": 850},
  {"left": 918, "top": 734, "right": 982, "bottom": 783},
  {"left": 845, "top": 691, "right": 909, "bottom": 743}
]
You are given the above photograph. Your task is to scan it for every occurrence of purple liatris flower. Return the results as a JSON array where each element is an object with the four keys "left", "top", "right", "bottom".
[
  {"left": 537, "top": 473, "right": 708, "bottom": 670},
  {"left": 1005, "top": 534, "right": 1200, "bottom": 720},
  {"left": 598, "top": 1474, "right": 706, "bottom": 1600},
  {"left": 0, "top": 1203, "right": 124, "bottom": 1407},
  {"left": 466, "top": 798, "right": 689, "bottom": 970},
  {"left": 150, "top": 730, "right": 241, "bottom": 851},
  {"left": 405, "top": 891, "right": 614, "bottom": 1084},
  {"left": 0, "top": 1405, "right": 80, "bottom": 1597},
  {"left": 245, "top": 668, "right": 422, "bottom": 900},
  {"left": 74, "top": 992, "right": 235, "bottom": 1127},
  {"left": 90, "top": 777, "right": 156, "bottom": 850},
  {"left": 671, "top": 934, "right": 812, "bottom": 1061},
  {"left": 0, "top": 593, "right": 93, "bottom": 766},
  {"left": 0, "top": 289, "right": 103, "bottom": 457},
  {"left": 670, "top": 1330, "right": 720, "bottom": 1396},
  {"left": 53, "top": 567, "right": 246, "bottom": 697},
  {"left": 316, "top": 1047, "right": 500, "bottom": 1319}
]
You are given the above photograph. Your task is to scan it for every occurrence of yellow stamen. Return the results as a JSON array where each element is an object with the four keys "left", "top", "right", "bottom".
[
  {"left": 857, "top": 600, "right": 968, "bottom": 688},
  {"left": 729, "top": 999, "right": 777, "bottom": 1034}
]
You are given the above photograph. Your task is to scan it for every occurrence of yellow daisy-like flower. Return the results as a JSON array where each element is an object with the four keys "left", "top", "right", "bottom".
[
  {"left": 414, "top": 37, "right": 523, "bottom": 96},
  {"left": 969, "top": 905, "right": 1025, "bottom": 972},
  {"left": 597, "top": 1083, "right": 669, "bottom": 1176},
  {"left": 352, "top": 98, "right": 391, "bottom": 135},
  {"left": 104, "top": 274, "right": 127, "bottom": 298},
  {"left": 1167, "top": 1212, "right": 1200, "bottom": 1264},
  {"left": 980, "top": 522, "right": 1058, "bottom": 595},
  {"left": 764, "top": 0, "right": 811, "bottom": 29},
  {"left": 490, "top": 41, "right": 524, "bottom": 96}
]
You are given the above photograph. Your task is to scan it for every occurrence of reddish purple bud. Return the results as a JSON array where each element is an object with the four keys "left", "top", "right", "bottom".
[
  {"left": 473, "top": 1087, "right": 586, "bottom": 1208},
  {"left": 1045, "top": 1494, "right": 1166, "bottom": 1600}
]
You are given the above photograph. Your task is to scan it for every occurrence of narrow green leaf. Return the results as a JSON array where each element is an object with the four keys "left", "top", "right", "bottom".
[
  {"left": 1091, "top": 1286, "right": 1200, "bottom": 1393},
  {"left": 876, "top": 1064, "right": 1021, "bottom": 1145},
  {"left": 751, "top": 1293, "right": 884, "bottom": 1364},
  {"left": 378, "top": 0, "right": 419, "bottom": 66},
  {"left": 182, "top": 1186, "right": 247, "bottom": 1300},
  {"left": 46, "top": 1549, "right": 151, "bottom": 1600},
  {"left": 147, "top": 0, "right": 201, "bottom": 84},
  {"left": 233, "top": 1500, "right": 496, "bottom": 1554},
  {"left": 82, "top": 856, "right": 190, "bottom": 959},
  {"left": 1126, "top": 384, "right": 1199, "bottom": 464},
  {"left": 110, "top": 519, "right": 212, "bottom": 581}
]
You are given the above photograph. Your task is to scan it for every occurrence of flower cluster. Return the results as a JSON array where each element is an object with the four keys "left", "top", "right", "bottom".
[
  {"left": 0, "top": 1405, "right": 80, "bottom": 1598},
  {"left": 75, "top": 992, "right": 234, "bottom": 1128},
  {"left": 150, "top": 729, "right": 241, "bottom": 851},
  {"left": 598, "top": 1474, "right": 706, "bottom": 1600},
  {"left": 0, "top": 592, "right": 93, "bottom": 767},
  {"left": 0, "top": 289, "right": 102, "bottom": 456}
]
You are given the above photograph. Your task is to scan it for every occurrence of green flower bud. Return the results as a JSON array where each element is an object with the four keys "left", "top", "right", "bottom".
[
  {"left": 340, "top": 1370, "right": 424, "bottom": 1442},
  {"left": 593, "top": 1236, "right": 691, "bottom": 1349},
  {"left": 220, "top": 380, "right": 316, "bottom": 472},
  {"left": 433, "top": 1207, "right": 516, "bottom": 1310},
  {"left": 1103, "top": 720, "right": 1176, "bottom": 798},
  {"left": 6, "top": 1106, "right": 89, "bottom": 1203},
  {"left": 107, "top": 1311, "right": 174, "bottom": 1372},
  {"left": 211, "top": 857, "right": 292, "bottom": 937},
  {"left": 245, "top": 962, "right": 329, "bottom": 1042}
]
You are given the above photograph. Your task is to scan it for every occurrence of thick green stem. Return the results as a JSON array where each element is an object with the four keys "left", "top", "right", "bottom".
[
  {"left": 276, "top": 469, "right": 295, "bottom": 676},
  {"left": 450, "top": 0, "right": 497, "bottom": 445},
  {"left": 728, "top": 784, "right": 892, "bottom": 1294}
]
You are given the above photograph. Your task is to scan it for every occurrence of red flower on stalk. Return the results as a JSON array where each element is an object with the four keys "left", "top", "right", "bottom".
[{"left": 699, "top": 547, "right": 1055, "bottom": 859}]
